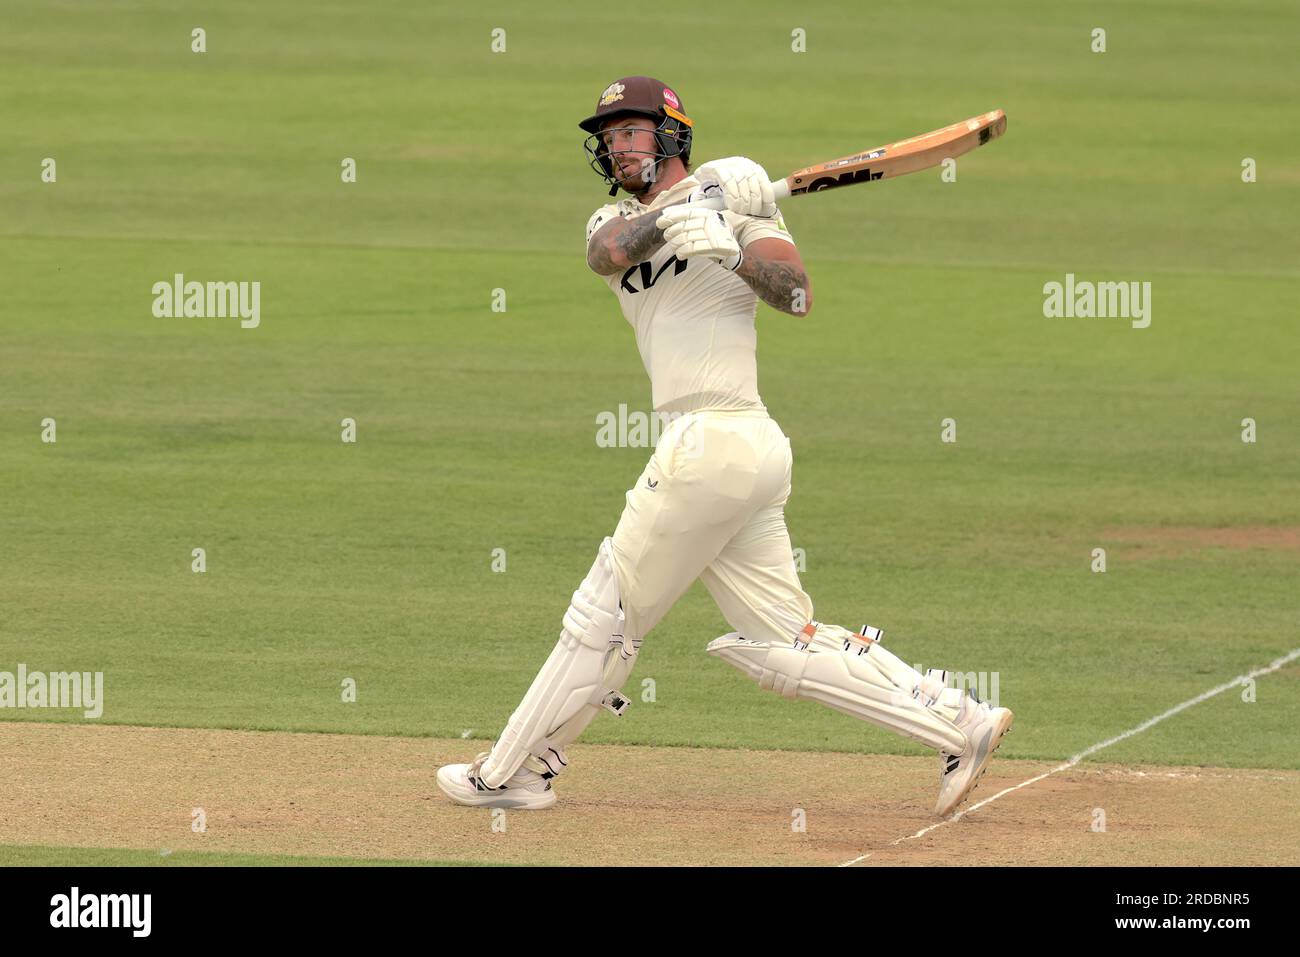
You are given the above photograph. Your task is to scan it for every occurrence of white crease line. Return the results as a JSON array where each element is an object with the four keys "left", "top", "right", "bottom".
[
  {"left": 839, "top": 646, "right": 1300, "bottom": 867},
  {"left": 1080, "top": 769, "right": 1294, "bottom": 781}
]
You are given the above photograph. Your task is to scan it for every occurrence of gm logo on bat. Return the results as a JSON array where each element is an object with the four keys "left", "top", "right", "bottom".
[{"left": 793, "top": 167, "right": 885, "bottom": 194}]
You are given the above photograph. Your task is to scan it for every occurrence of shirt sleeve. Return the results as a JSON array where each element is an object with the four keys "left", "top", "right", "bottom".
[
  {"left": 585, "top": 204, "right": 623, "bottom": 247},
  {"left": 730, "top": 207, "right": 796, "bottom": 248}
]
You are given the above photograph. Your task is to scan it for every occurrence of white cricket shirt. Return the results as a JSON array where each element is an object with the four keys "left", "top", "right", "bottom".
[{"left": 584, "top": 175, "right": 796, "bottom": 415}]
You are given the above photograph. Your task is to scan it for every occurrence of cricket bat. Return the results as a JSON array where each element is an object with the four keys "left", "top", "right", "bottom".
[{"left": 693, "top": 109, "right": 1007, "bottom": 207}]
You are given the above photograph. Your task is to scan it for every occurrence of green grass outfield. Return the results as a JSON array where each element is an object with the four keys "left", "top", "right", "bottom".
[{"left": 2, "top": 0, "right": 1297, "bottom": 774}]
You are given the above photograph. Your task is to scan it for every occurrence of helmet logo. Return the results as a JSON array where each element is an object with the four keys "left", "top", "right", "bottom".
[
  {"left": 599, "top": 82, "right": 625, "bottom": 106},
  {"left": 663, "top": 88, "right": 680, "bottom": 109}
]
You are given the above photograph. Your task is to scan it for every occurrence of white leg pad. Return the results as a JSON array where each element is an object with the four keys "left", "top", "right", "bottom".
[
  {"left": 805, "top": 623, "right": 968, "bottom": 724},
  {"left": 523, "top": 630, "right": 639, "bottom": 779},
  {"left": 707, "top": 622, "right": 967, "bottom": 754},
  {"left": 478, "top": 538, "right": 639, "bottom": 788}
]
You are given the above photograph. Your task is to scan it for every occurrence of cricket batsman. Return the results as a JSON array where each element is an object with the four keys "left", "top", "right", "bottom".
[{"left": 437, "top": 76, "right": 1013, "bottom": 816}]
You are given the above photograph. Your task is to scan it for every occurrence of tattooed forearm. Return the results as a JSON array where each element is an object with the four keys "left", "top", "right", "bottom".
[
  {"left": 736, "top": 253, "right": 811, "bottom": 315},
  {"left": 587, "top": 211, "right": 668, "bottom": 275},
  {"left": 616, "top": 213, "right": 667, "bottom": 264}
]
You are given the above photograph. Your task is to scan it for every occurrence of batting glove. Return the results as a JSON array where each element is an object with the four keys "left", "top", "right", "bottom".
[
  {"left": 656, "top": 205, "right": 744, "bottom": 271},
  {"left": 694, "top": 156, "right": 777, "bottom": 218}
]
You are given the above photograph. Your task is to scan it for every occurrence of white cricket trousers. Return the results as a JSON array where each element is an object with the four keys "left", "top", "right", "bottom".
[{"left": 609, "top": 408, "right": 814, "bottom": 646}]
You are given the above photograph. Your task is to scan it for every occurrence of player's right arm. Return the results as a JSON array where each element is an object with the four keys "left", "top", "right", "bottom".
[{"left": 585, "top": 209, "right": 670, "bottom": 276}]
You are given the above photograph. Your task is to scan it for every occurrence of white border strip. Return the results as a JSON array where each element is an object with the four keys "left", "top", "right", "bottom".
[{"left": 839, "top": 646, "right": 1300, "bottom": 867}]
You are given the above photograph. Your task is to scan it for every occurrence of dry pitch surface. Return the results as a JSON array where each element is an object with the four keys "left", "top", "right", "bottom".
[{"left": 3, "top": 723, "right": 1297, "bottom": 867}]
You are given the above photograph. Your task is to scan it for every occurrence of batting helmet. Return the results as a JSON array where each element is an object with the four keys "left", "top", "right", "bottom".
[{"left": 579, "top": 76, "right": 693, "bottom": 197}]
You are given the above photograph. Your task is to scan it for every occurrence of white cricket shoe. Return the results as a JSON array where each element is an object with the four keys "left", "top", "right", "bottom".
[
  {"left": 436, "top": 752, "right": 557, "bottom": 810},
  {"left": 934, "top": 699, "right": 1014, "bottom": 816}
]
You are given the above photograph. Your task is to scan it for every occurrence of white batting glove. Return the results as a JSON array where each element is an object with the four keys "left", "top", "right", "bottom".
[
  {"left": 656, "top": 205, "right": 743, "bottom": 271},
  {"left": 694, "top": 156, "right": 777, "bottom": 218}
]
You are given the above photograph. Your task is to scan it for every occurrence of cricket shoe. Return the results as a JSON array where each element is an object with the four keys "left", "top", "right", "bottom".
[
  {"left": 934, "top": 698, "right": 1014, "bottom": 817},
  {"left": 436, "top": 752, "right": 557, "bottom": 810}
]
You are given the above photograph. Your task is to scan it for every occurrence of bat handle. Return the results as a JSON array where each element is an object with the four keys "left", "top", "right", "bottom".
[{"left": 688, "top": 177, "right": 794, "bottom": 211}]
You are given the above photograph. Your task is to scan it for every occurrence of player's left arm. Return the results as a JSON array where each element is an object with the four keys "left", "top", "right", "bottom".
[{"left": 736, "top": 238, "right": 812, "bottom": 317}]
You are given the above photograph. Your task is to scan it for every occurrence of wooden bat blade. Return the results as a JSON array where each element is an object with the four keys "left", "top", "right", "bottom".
[{"left": 783, "top": 109, "right": 1006, "bottom": 196}]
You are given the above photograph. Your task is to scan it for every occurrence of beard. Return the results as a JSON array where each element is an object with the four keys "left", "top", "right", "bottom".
[{"left": 614, "top": 158, "right": 660, "bottom": 194}]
